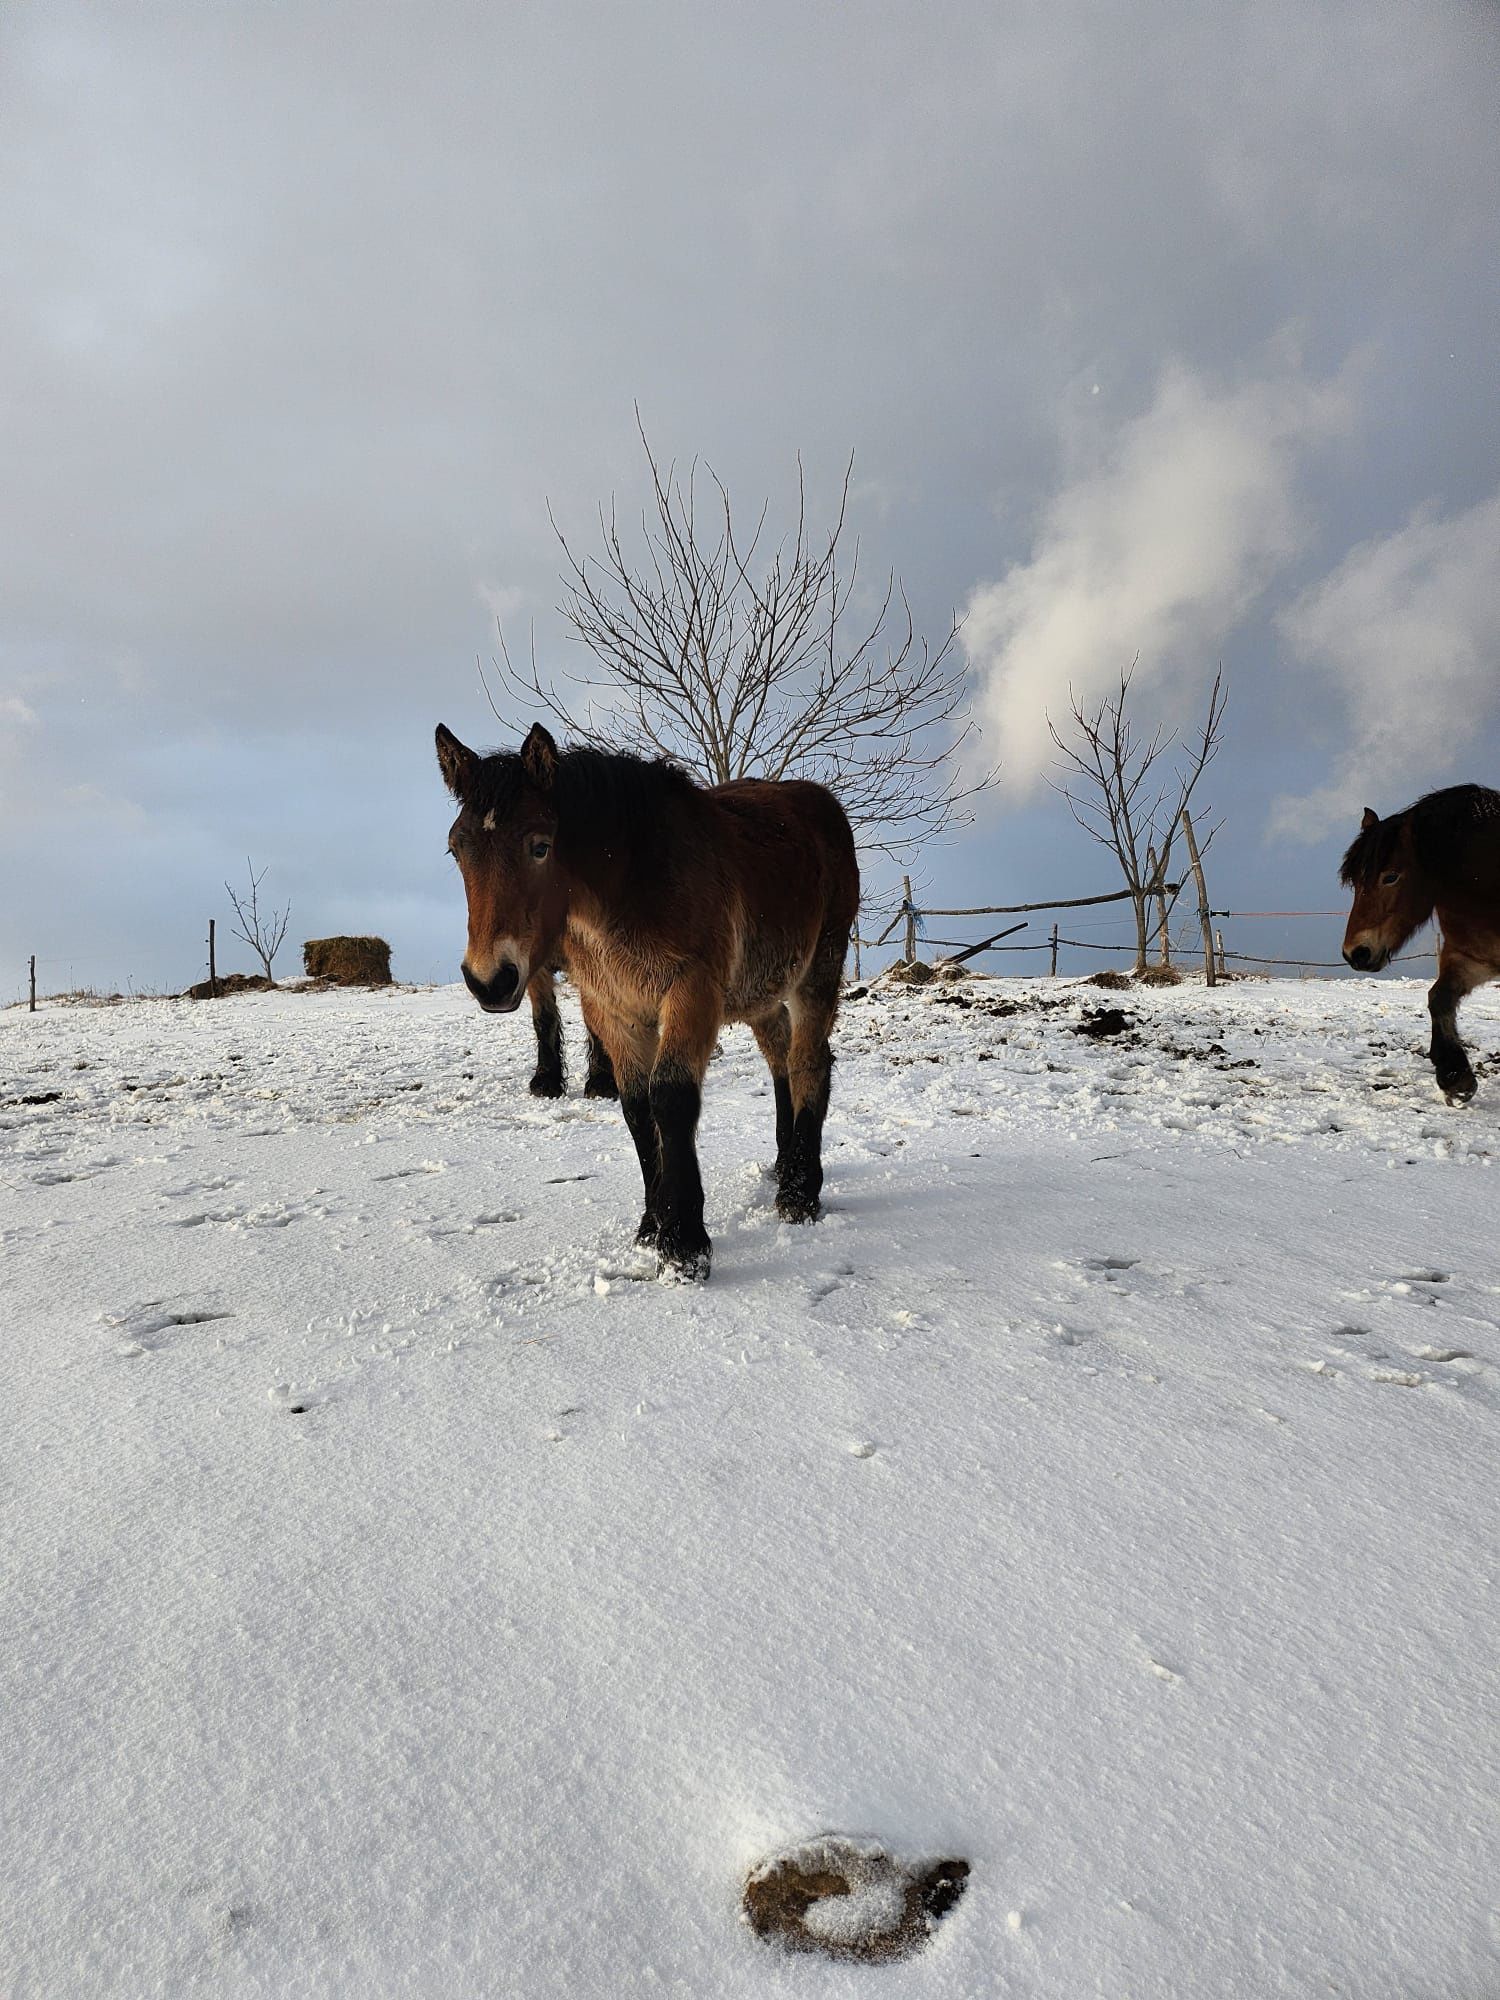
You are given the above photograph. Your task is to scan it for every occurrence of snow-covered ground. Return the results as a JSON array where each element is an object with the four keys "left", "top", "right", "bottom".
[{"left": 4, "top": 974, "right": 1499, "bottom": 1998}]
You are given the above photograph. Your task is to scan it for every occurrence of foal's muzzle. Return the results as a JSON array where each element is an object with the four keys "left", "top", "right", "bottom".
[
  {"left": 1343, "top": 943, "right": 1386, "bottom": 972},
  {"left": 463, "top": 960, "right": 524, "bottom": 1012}
]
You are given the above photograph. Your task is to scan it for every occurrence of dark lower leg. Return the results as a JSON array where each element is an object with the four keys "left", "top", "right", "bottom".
[
  {"left": 583, "top": 1028, "right": 618, "bottom": 1099},
  {"left": 617, "top": 1075, "right": 662, "bottom": 1241},
  {"left": 778, "top": 1047, "right": 832, "bottom": 1223},
  {"left": 773, "top": 1076, "right": 794, "bottom": 1171},
  {"left": 1429, "top": 978, "right": 1477, "bottom": 1100},
  {"left": 528, "top": 982, "right": 565, "bottom": 1097},
  {"left": 752, "top": 1011, "right": 793, "bottom": 1176},
  {"left": 649, "top": 1061, "right": 709, "bottom": 1276}
]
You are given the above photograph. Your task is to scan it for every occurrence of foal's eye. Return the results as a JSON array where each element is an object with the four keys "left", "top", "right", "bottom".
[
  {"left": 528, "top": 836, "right": 552, "bottom": 862},
  {"left": 1379, "top": 870, "right": 1401, "bottom": 887}
]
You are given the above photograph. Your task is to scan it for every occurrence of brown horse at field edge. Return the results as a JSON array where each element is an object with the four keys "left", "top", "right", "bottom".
[
  {"left": 437, "top": 722, "right": 860, "bottom": 1278},
  {"left": 1341, "top": 784, "right": 1500, "bottom": 1103}
]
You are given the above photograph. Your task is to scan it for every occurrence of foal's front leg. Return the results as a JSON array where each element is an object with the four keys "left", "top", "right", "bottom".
[
  {"left": 649, "top": 974, "right": 719, "bottom": 1280},
  {"left": 594, "top": 1015, "right": 662, "bottom": 1244},
  {"left": 1428, "top": 946, "right": 1485, "bottom": 1104},
  {"left": 526, "top": 969, "right": 565, "bottom": 1098}
]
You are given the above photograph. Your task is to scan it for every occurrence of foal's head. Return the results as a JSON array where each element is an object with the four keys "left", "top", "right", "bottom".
[
  {"left": 436, "top": 722, "right": 568, "bottom": 1012},
  {"left": 1340, "top": 805, "right": 1432, "bottom": 971}
]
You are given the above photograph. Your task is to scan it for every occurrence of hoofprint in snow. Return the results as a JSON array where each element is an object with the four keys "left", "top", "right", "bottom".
[{"left": 3, "top": 976, "right": 1498, "bottom": 1997}]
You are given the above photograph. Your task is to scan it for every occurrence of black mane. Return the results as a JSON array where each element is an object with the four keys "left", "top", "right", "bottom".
[
  {"left": 467, "top": 743, "right": 699, "bottom": 830},
  {"left": 1340, "top": 784, "right": 1500, "bottom": 886}
]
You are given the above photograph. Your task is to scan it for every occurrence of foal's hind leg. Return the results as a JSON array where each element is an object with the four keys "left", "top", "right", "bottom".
[
  {"left": 751, "top": 1008, "right": 794, "bottom": 1178},
  {"left": 526, "top": 969, "right": 565, "bottom": 1098},
  {"left": 778, "top": 951, "right": 842, "bottom": 1224},
  {"left": 1428, "top": 945, "right": 1485, "bottom": 1103}
]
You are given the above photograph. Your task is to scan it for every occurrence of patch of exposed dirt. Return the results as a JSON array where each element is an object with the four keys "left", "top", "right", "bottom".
[
  {"left": 743, "top": 1836, "right": 969, "bottom": 1964},
  {"left": 1074, "top": 1007, "right": 1133, "bottom": 1039}
]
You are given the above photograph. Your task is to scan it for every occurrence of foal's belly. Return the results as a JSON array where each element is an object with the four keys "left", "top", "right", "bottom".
[
  {"left": 723, "top": 938, "right": 808, "bottom": 1019},
  {"left": 565, "top": 910, "right": 805, "bottom": 1023}
]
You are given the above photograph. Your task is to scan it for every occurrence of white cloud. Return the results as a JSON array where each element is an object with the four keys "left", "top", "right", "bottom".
[
  {"left": 1269, "top": 487, "right": 1500, "bottom": 839},
  {"left": 961, "top": 359, "right": 1351, "bottom": 792}
]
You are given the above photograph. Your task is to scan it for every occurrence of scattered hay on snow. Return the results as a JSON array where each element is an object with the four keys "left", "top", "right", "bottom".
[
  {"left": 883, "top": 958, "right": 936, "bottom": 986},
  {"left": 183, "top": 973, "right": 274, "bottom": 1001}
]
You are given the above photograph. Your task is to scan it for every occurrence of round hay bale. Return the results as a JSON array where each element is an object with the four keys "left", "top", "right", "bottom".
[{"left": 302, "top": 936, "right": 392, "bottom": 985}]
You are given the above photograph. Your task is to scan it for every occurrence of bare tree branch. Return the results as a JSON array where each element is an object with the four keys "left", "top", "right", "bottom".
[
  {"left": 487, "top": 426, "right": 994, "bottom": 856},
  {"left": 225, "top": 858, "right": 290, "bottom": 984},
  {"left": 1047, "top": 667, "right": 1226, "bottom": 972}
]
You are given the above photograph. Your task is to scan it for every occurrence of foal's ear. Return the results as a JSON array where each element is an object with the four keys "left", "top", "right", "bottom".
[
  {"left": 1360, "top": 806, "right": 1379, "bottom": 831},
  {"left": 521, "top": 723, "right": 559, "bottom": 791},
  {"left": 436, "top": 724, "right": 479, "bottom": 799}
]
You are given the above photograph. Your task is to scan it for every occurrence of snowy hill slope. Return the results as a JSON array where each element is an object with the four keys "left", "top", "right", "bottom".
[{"left": 4, "top": 977, "right": 1498, "bottom": 1997}]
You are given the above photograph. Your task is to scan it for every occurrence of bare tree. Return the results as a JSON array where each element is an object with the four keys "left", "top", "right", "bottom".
[
  {"left": 490, "top": 422, "right": 987, "bottom": 856},
  {"left": 225, "top": 859, "right": 290, "bottom": 983},
  {"left": 1048, "top": 666, "right": 1226, "bottom": 973}
]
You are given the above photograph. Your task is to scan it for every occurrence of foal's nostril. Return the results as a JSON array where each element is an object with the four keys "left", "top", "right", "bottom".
[
  {"left": 463, "top": 961, "right": 521, "bottom": 1008},
  {"left": 1346, "top": 944, "right": 1373, "bottom": 971}
]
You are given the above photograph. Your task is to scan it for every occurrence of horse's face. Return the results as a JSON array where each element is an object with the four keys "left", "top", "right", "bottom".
[
  {"left": 1342, "top": 808, "right": 1424, "bottom": 971},
  {"left": 436, "top": 722, "right": 568, "bottom": 1013}
]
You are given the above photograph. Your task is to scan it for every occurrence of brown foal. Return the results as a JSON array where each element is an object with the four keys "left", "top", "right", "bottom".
[
  {"left": 1341, "top": 784, "right": 1500, "bottom": 1103},
  {"left": 438, "top": 722, "right": 860, "bottom": 1277}
]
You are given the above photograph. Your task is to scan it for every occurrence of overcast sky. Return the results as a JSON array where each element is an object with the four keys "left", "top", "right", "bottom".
[{"left": 3, "top": 0, "right": 1498, "bottom": 998}]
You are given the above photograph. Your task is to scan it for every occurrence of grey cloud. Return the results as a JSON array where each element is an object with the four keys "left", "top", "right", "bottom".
[
  {"left": 2, "top": 0, "right": 1498, "bottom": 988},
  {"left": 1271, "top": 487, "right": 1500, "bottom": 838}
]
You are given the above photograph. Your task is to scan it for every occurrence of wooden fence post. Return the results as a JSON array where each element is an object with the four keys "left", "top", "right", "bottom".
[
  {"left": 902, "top": 875, "right": 916, "bottom": 965},
  {"left": 1049, "top": 923, "right": 1059, "bottom": 977},
  {"left": 208, "top": 918, "right": 218, "bottom": 999},
  {"left": 29, "top": 954, "right": 37, "bottom": 1013},
  {"left": 1147, "top": 845, "right": 1171, "bottom": 967},
  {"left": 1215, "top": 927, "right": 1228, "bottom": 980},
  {"left": 1181, "top": 809, "right": 1214, "bottom": 987},
  {"left": 852, "top": 928, "right": 862, "bottom": 982}
]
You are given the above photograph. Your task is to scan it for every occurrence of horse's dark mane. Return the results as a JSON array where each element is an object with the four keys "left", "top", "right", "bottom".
[
  {"left": 1340, "top": 784, "right": 1500, "bottom": 886},
  {"left": 467, "top": 744, "right": 699, "bottom": 831}
]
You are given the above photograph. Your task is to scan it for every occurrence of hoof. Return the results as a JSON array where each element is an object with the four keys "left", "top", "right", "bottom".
[
  {"left": 528, "top": 1072, "right": 565, "bottom": 1099},
  {"left": 635, "top": 1211, "right": 661, "bottom": 1247},
  {"left": 776, "top": 1191, "right": 822, "bottom": 1225},
  {"left": 1439, "top": 1072, "right": 1477, "bottom": 1105},
  {"left": 584, "top": 1073, "right": 619, "bottom": 1100},
  {"left": 655, "top": 1223, "right": 712, "bottom": 1280},
  {"left": 658, "top": 1245, "right": 711, "bottom": 1282}
]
